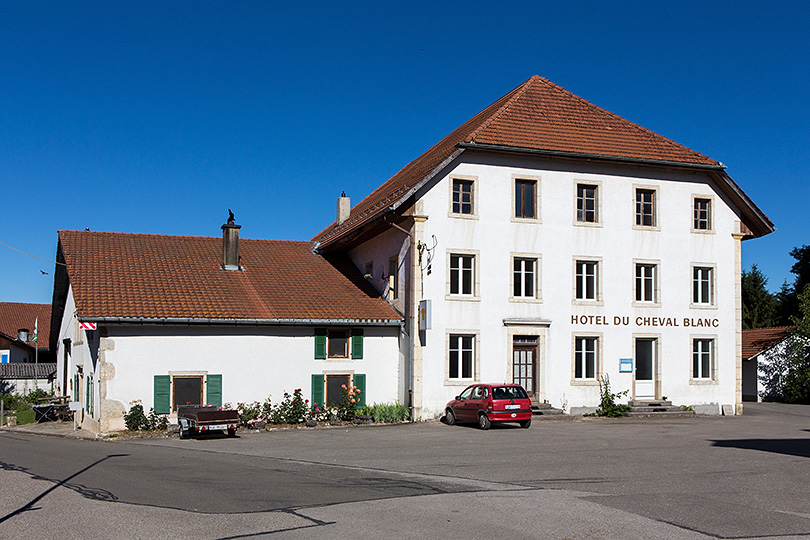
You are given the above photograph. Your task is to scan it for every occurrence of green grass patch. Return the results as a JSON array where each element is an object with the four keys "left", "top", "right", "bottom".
[{"left": 14, "top": 409, "right": 36, "bottom": 425}]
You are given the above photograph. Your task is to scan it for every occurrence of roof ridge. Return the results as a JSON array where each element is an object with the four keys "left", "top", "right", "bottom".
[
  {"left": 466, "top": 75, "right": 538, "bottom": 143},
  {"left": 58, "top": 230, "right": 312, "bottom": 246},
  {"left": 535, "top": 77, "right": 715, "bottom": 163}
]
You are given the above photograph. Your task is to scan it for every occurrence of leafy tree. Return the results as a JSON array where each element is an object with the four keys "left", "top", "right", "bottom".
[
  {"left": 759, "top": 284, "right": 810, "bottom": 403},
  {"left": 741, "top": 264, "right": 777, "bottom": 329},
  {"left": 789, "top": 245, "right": 810, "bottom": 298}
]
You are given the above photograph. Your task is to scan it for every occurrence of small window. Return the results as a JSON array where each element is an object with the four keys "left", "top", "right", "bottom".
[
  {"left": 575, "top": 260, "right": 598, "bottom": 300},
  {"left": 450, "top": 254, "right": 475, "bottom": 296},
  {"left": 515, "top": 179, "right": 536, "bottom": 219},
  {"left": 635, "top": 263, "right": 657, "bottom": 303},
  {"left": 364, "top": 262, "right": 373, "bottom": 278},
  {"left": 452, "top": 179, "right": 474, "bottom": 215},
  {"left": 692, "top": 267, "right": 714, "bottom": 305},
  {"left": 576, "top": 184, "right": 598, "bottom": 223},
  {"left": 173, "top": 376, "right": 203, "bottom": 411},
  {"left": 326, "top": 374, "right": 350, "bottom": 407},
  {"left": 328, "top": 329, "right": 349, "bottom": 358},
  {"left": 574, "top": 337, "right": 598, "bottom": 380},
  {"left": 694, "top": 198, "right": 712, "bottom": 230},
  {"left": 692, "top": 339, "right": 714, "bottom": 380},
  {"left": 513, "top": 257, "right": 537, "bottom": 298},
  {"left": 388, "top": 256, "right": 398, "bottom": 300},
  {"left": 449, "top": 334, "right": 474, "bottom": 380},
  {"left": 635, "top": 189, "right": 656, "bottom": 227}
]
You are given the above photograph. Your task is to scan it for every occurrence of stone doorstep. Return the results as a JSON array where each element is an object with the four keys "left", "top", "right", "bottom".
[
  {"left": 625, "top": 410, "right": 697, "bottom": 417},
  {"left": 629, "top": 400, "right": 674, "bottom": 407},
  {"left": 531, "top": 402, "right": 566, "bottom": 416}
]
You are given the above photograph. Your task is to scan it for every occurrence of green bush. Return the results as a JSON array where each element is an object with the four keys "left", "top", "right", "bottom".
[
  {"left": 359, "top": 402, "right": 410, "bottom": 423},
  {"left": 124, "top": 402, "right": 169, "bottom": 431},
  {"left": 590, "top": 375, "right": 630, "bottom": 418}
]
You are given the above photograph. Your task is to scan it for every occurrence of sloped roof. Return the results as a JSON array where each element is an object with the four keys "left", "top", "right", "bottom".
[
  {"left": 57, "top": 230, "right": 400, "bottom": 323},
  {"left": 0, "top": 302, "right": 51, "bottom": 350},
  {"left": 314, "top": 75, "right": 772, "bottom": 247},
  {"left": 742, "top": 326, "right": 792, "bottom": 360},
  {"left": 0, "top": 363, "right": 56, "bottom": 379}
]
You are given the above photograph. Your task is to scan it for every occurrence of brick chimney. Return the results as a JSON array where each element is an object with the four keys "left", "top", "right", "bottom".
[
  {"left": 337, "top": 191, "right": 350, "bottom": 225},
  {"left": 222, "top": 210, "right": 241, "bottom": 271}
]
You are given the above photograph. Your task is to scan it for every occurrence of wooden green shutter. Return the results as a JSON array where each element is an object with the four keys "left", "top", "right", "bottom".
[
  {"left": 154, "top": 375, "right": 171, "bottom": 414},
  {"left": 351, "top": 328, "right": 364, "bottom": 359},
  {"left": 353, "top": 373, "right": 366, "bottom": 408},
  {"left": 311, "top": 374, "right": 325, "bottom": 408},
  {"left": 314, "top": 328, "right": 327, "bottom": 359},
  {"left": 207, "top": 374, "right": 223, "bottom": 407}
]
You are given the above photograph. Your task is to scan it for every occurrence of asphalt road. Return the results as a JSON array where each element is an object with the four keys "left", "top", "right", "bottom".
[{"left": 1, "top": 403, "right": 809, "bottom": 539}]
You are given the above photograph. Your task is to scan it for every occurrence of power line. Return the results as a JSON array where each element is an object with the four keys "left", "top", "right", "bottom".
[{"left": 0, "top": 240, "right": 65, "bottom": 266}]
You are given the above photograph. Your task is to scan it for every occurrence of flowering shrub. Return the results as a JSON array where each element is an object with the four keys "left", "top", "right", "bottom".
[
  {"left": 333, "top": 384, "right": 361, "bottom": 421},
  {"left": 269, "top": 388, "right": 309, "bottom": 424},
  {"left": 230, "top": 396, "right": 273, "bottom": 427}
]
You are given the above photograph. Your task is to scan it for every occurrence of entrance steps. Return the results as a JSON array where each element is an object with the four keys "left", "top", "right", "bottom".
[
  {"left": 531, "top": 402, "right": 566, "bottom": 416},
  {"left": 626, "top": 400, "right": 696, "bottom": 417}
]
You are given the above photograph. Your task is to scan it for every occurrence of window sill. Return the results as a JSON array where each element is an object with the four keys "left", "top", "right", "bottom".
[
  {"left": 445, "top": 379, "right": 476, "bottom": 386},
  {"left": 632, "top": 225, "right": 661, "bottom": 232},
  {"left": 689, "top": 379, "right": 717, "bottom": 385},
  {"left": 445, "top": 295, "right": 481, "bottom": 302},
  {"left": 572, "top": 299, "right": 603, "bottom": 306},
  {"left": 689, "top": 303, "right": 718, "bottom": 310},
  {"left": 632, "top": 301, "right": 662, "bottom": 308},
  {"left": 447, "top": 212, "right": 479, "bottom": 221},
  {"left": 511, "top": 216, "right": 541, "bottom": 224},
  {"left": 573, "top": 221, "right": 602, "bottom": 228},
  {"left": 509, "top": 296, "right": 543, "bottom": 304},
  {"left": 570, "top": 379, "right": 600, "bottom": 386},
  {"left": 690, "top": 229, "right": 715, "bottom": 235}
]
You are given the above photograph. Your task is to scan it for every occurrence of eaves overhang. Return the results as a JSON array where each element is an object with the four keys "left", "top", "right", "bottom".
[{"left": 79, "top": 317, "right": 403, "bottom": 327}]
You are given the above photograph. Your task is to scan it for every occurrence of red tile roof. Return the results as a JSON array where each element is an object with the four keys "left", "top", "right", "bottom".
[
  {"left": 0, "top": 302, "right": 51, "bottom": 350},
  {"left": 58, "top": 230, "right": 400, "bottom": 322},
  {"left": 742, "top": 326, "right": 792, "bottom": 360},
  {"left": 314, "top": 75, "right": 772, "bottom": 247}
]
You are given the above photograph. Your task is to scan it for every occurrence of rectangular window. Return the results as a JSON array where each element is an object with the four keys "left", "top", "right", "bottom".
[
  {"left": 452, "top": 179, "right": 474, "bottom": 215},
  {"left": 694, "top": 198, "right": 711, "bottom": 230},
  {"left": 635, "top": 189, "right": 655, "bottom": 227},
  {"left": 635, "top": 263, "right": 656, "bottom": 302},
  {"left": 449, "top": 334, "right": 474, "bottom": 380},
  {"left": 172, "top": 376, "right": 203, "bottom": 411},
  {"left": 576, "top": 184, "right": 598, "bottom": 223},
  {"left": 513, "top": 257, "right": 536, "bottom": 298},
  {"left": 450, "top": 254, "right": 475, "bottom": 296},
  {"left": 515, "top": 179, "right": 536, "bottom": 219},
  {"left": 692, "top": 267, "right": 714, "bottom": 305},
  {"left": 388, "top": 256, "right": 398, "bottom": 300},
  {"left": 575, "top": 260, "right": 598, "bottom": 300},
  {"left": 574, "top": 337, "right": 598, "bottom": 379},
  {"left": 327, "top": 329, "right": 349, "bottom": 358},
  {"left": 693, "top": 339, "right": 714, "bottom": 379}
]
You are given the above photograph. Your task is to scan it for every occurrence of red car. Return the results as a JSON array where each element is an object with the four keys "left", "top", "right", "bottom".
[{"left": 445, "top": 383, "right": 532, "bottom": 429}]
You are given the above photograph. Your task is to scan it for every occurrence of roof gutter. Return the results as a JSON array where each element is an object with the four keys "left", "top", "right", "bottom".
[
  {"left": 79, "top": 317, "right": 403, "bottom": 327},
  {"left": 457, "top": 142, "right": 726, "bottom": 171}
]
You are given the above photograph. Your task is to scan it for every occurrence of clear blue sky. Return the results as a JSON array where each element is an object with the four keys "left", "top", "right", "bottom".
[{"left": 1, "top": 1, "right": 808, "bottom": 304}]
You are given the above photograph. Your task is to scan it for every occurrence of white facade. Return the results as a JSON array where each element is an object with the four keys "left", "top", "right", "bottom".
[
  {"left": 55, "top": 286, "right": 404, "bottom": 433},
  {"left": 346, "top": 153, "right": 749, "bottom": 418}
]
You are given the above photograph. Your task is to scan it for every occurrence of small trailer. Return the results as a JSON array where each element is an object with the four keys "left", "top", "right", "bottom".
[{"left": 177, "top": 405, "right": 239, "bottom": 438}]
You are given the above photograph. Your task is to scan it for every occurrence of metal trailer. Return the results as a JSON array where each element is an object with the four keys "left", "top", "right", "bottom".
[{"left": 177, "top": 405, "right": 239, "bottom": 438}]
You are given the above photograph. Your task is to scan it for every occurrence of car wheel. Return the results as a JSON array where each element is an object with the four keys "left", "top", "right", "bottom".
[
  {"left": 178, "top": 423, "right": 188, "bottom": 439},
  {"left": 478, "top": 413, "right": 491, "bottom": 430},
  {"left": 519, "top": 418, "right": 532, "bottom": 429},
  {"left": 445, "top": 409, "right": 456, "bottom": 426}
]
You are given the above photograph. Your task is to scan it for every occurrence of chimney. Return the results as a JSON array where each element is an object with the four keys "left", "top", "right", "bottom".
[
  {"left": 337, "top": 191, "right": 350, "bottom": 224},
  {"left": 222, "top": 210, "right": 241, "bottom": 270}
]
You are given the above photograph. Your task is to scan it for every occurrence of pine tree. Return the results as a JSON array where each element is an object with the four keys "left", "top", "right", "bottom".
[{"left": 741, "top": 264, "right": 777, "bottom": 329}]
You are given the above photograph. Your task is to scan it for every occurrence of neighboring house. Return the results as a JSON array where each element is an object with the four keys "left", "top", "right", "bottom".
[
  {"left": 741, "top": 326, "right": 794, "bottom": 402},
  {"left": 0, "top": 363, "right": 57, "bottom": 395},
  {"left": 313, "top": 75, "right": 773, "bottom": 418},
  {"left": 51, "top": 220, "right": 403, "bottom": 434},
  {"left": 0, "top": 302, "right": 54, "bottom": 394}
]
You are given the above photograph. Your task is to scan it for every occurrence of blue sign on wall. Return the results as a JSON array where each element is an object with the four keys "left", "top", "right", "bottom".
[{"left": 619, "top": 358, "right": 633, "bottom": 373}]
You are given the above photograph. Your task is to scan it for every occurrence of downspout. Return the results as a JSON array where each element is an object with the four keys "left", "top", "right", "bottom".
[{"left": 384, "top": 211, "right": 417, "bottom": 417}]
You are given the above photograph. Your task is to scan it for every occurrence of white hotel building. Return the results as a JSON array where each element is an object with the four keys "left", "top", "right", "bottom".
[{"left": 313, "top": 75, "right": 773, "bottom": 418}]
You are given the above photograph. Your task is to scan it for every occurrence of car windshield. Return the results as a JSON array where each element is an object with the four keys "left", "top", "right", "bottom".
[{"left": 492, "top": 386, "right": 528, "bottom": 400}]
